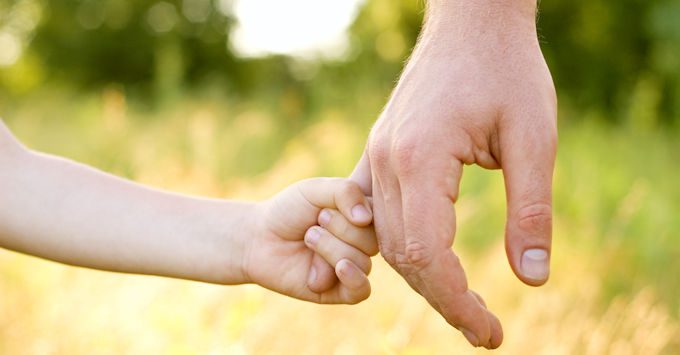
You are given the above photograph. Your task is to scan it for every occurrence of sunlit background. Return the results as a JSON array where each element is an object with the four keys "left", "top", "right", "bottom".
[{"left": 1, "top": 0, "right": 679, "bottom": 353}]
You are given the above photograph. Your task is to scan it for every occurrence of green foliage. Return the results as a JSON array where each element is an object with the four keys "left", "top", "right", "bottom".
[
  {"left": 539, "top": 0, "right": 680, "bottom": 125},
  {"left": 2, "top": 0, "right": 679, "bottom": 124}
]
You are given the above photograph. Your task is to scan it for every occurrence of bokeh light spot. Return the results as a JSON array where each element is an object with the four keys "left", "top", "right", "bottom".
[
  {"left": 230, "top": 0, "right": 364, "bottom": 58},
  {"left": 0, "top": 32, "right": 22, "bottom": 67},
  {"left": 182, "top": 0, "right": 212, "bottom": 23},
  {"left": 147, "top": 2, "right": 180, "bottom": 33}
]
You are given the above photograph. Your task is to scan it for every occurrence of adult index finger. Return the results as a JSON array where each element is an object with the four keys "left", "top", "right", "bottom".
[{"left": 397, "top": 154, "right": 502, "bottom": 348}]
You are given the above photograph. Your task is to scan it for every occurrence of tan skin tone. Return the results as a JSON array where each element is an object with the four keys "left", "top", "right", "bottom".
[{"left": 350, "top": 0, "right": 557, "bottom": 349}]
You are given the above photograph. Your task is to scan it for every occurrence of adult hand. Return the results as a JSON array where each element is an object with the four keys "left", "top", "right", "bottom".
[{"left": 351, "top": 0, "right": 557, "bottom": 349}]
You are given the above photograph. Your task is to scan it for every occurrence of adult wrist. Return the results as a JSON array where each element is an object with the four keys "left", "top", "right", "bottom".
[
  {"left": 427, "top": 0, "right": 537, "bottom": 19},
  {"left": 425, "top": 0, "right": 538, "bottom": 39}
]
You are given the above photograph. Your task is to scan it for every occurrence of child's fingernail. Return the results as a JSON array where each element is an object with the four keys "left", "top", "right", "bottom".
[
  {"left": 337, "top": 259, "right": 361, "bottom": 288},
  {"left": 305, "top": 228, "right": 320, "bottom": 247},
  {"left": 459, "top": 327, "right": 479, "bottom": 347},
  {"left": 351, "top": 204, "right": 371, "bottom": 222},
  {"left": 318, "top": 209, "right": 332, "bottom": 225},
  {"left": 521, "top": 248, "right": 549, "bottom": 281},
  {"left": 338, "top": 259, "right": 354, "bottom": 277},
  {"left": 307, "top": 266, "right": 317, "bottom": 285}
]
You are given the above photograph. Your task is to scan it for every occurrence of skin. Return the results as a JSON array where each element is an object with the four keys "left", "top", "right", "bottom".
[
  {"left": 0, "top": 120, "right": 377, "bottom": 304},
  {"left": 350, "top": 0, "right": 557, "bottom": 349},
  {"left": 248, "top": 178, "right": 378, "bottom": 303}
]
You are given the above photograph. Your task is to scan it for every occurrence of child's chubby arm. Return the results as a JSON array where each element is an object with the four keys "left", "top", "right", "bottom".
[
  {"left": 244, "top": 178, "right": 378, "bottom": 304},
  {"left": 0, "top": 121, "right": 377, "bottom": 304}
]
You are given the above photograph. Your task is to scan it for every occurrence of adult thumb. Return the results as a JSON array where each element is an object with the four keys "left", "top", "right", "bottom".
[{"left": 501, "top": 117, "right": 557, "bottom": 286}]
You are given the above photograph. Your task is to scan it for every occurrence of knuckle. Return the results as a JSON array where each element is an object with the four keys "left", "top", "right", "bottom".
[
  {"left": 392, "top": 136, "right": 420, "bottom": 172},
  {"left": 517, "top": 203, "right": 553, "bottom": 235},
  {"left": 368, "top": 132, "right": 390, "bottom": 166},
  {"left": 403, "top": 240, "right": 436, "bottom": 270},
  {"left": 339, "top": 180, "right": 361, "bottom": 199},
  {"left": 381, "top": 249, "right": 398, "bottom": 269},
  {"left": 331, "top": 212, "right": 351, "bottom": 237}
]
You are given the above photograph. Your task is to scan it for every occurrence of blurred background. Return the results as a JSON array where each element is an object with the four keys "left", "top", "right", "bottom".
[{"left": 0, "top": 0, "right": 678, "bottom": 353}]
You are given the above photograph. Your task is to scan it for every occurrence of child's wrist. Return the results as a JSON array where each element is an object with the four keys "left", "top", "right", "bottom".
[
  {"left": 236, "top": 198, "right": 281, "bottom": 287},
  {"left": 192, "top": 200, "right": 262, "bottom": 286},
  {"left": 235, "top": 201, "right": 260, "bottom": 285},
  {"left": 223, "top": 200, "right": 267, "bottom": 285}
]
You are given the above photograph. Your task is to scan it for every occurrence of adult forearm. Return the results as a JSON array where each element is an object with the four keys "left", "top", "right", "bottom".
[{"left": 0, "top": 147, "right": 253, "bottom": 285}]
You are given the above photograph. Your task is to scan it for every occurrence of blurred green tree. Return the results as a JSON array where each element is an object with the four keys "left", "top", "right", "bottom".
[{"left": 0, "top": 0, "right": 679, "bottom": 125}]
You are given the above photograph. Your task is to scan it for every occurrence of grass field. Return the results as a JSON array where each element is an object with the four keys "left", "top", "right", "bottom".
[{"left": 1, "top": 90, "right": 678, "bottom": 354}]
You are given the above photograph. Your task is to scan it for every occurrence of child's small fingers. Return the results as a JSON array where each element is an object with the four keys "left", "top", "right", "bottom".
[
  {"left": 306, "top": 253, "right": 338, "bottom": 293},
  {"left": 318, "top": 208, "right": 378, "bottom": 256},
  {"left": 297, "top": 178, "right": 373, "bottom": 226},
  {"left": 305, "top": 226, "right": 372, "bottom": 275},
  {"left": 330, "top": 180, "right": 372, "bottom": 226},
  {"left": 313, "top": 259, "right": 371, "bottom": 305},
  {"left": 335, "top": 259, "right": 371, "bottom": 303}
]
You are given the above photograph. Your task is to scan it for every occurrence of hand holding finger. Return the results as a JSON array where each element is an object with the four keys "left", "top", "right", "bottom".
[
  {"left": 304, "top": 226, "right": 372, "bottom": 274},
  {"left": 317, "top": 208, "right": 378, "bottom": 256},
  {"left": 297, "top": 178, "right": 373, "bottom": 226},
  {"left": 306, "top": 253, "right": 337, "bottom": 293}
]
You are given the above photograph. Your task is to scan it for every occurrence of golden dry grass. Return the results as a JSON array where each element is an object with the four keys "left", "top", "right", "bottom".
[{"left": 1, "top": 97, "right": 678, "bottom": 354}]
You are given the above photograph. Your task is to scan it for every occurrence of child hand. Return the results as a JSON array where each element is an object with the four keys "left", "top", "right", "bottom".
[{"left": 244, "top": 178, "right": 377, "bottom": 304}]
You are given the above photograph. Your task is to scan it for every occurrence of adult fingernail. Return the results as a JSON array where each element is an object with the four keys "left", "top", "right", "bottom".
[
  {"left": 307, "top": 266, "right": 317, "bottom": 285},
  {"left": 521, "top": 248, "right": 549, "bottom": 281},
  {"left": 351, "top": 204, "right": 371, "bottom": 222},
  {"left": 459, "top": 327, "right": 479, "bottom": 347},
  {"left": 318, "top": 209, "right": 332, "bottom": 225}
]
